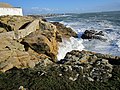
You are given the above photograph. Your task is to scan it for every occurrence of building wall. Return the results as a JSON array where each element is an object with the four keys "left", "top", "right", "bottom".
[{"left": 0, "top": 8, "right": 23, "bottom": 16}]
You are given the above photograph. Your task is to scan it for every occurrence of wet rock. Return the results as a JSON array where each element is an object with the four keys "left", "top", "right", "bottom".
[
  {"left": 90, "top": 59, "right": 113, "bottom": 82},
  {"left": 58, "top": 50, "right": 118, "bottom": 82},
  {"left": 81, "top": 30, "right": 107, "bottom": 41},
  {"left": 59, "top": 73, "right": 62, "bottom": 76},
  {"left": 95, "top": 53, "right": 120, "bottom": 65}
]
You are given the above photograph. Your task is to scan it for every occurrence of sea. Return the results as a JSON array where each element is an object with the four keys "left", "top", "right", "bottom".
[{"left": 46, "top": 11, "right": 120, "bottom": 60}]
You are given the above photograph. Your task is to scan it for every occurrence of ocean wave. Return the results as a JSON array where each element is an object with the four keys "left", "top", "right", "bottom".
[
  {"left": 47, "top": 12, "right": 120, "bottom": 57},
  {"left": 57, "top": 37, "right": 84, "bottom": 60}
]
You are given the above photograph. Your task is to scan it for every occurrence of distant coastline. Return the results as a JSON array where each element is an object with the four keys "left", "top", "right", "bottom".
[{"left": 26, "top": 10, "right": 120, "bottom": 18}]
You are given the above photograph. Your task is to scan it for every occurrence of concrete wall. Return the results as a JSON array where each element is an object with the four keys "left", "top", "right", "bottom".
[
  {"left": 18, "top": 20, "right": 40, "bottom": 39},
  {"left": 0, "top": 20, "right": 39, "bottom": 40},
  {"left": 0, "top": 8, "right": 23, "bottom": 16}
]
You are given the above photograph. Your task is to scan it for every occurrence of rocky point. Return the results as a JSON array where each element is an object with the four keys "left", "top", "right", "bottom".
[{"left": 0, "top": 15, "right": 120, "bottom": 90}]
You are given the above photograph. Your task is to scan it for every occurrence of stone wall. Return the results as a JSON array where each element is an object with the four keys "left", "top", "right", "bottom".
[{"left": 0, "top": 8, "right": 23, "bottom": 16}]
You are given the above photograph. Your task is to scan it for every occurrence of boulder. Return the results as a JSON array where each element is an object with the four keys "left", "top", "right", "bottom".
[
  {"left": 52, "top": 22, "right": 78, "bottom": 38},
  {"left": 81, "top": 30, "right": 107, "bottom": 41},
  {"left": 61, "top": 50, "right": 120, "bottom": 65},
  {"left": 21, "top": 28, "right": 58, "bottom": 62}
]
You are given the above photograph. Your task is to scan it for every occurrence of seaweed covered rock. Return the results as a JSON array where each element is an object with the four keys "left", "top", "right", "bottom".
[
  {"left": 52, "top": 22, "right": 78, "bottom": 38},
  {"left": 81, "top": 30, "right": 107, "bottom": 41},
  {"left": 58, "top": 50, "right": 114, "bottom": 82},
  {"left": 90, "top": 59, "right": 113, "bottom": 82},
  {"left": 0, "top": 50, "right": 120, "bottom": 89}
]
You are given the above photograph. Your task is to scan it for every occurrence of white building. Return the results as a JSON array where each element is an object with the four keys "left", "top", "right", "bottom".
[{"left": 0, "top": 2, "right": 23, "bottom": 16}]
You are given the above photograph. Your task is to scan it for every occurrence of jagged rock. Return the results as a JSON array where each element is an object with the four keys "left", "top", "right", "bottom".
[
  {"left": 0, "top": 16, "right": 59, "bottom": 72},
  {"left": 39, "top": 20, "right": 57, "bottom": 31},
  {"left": 95, "top": 53, "right": 120, "bottom": 65},
  {"left": 61, "top": 50, "right": 120, "bottom": 65},
  {"left": 0, "top": 36, "right": 32, "bottom": 72},
  {"left": 81, "top": 30, "right": 107, "bottom": 41},
  {"left": 90, "top": 59, "right": 113, "bottom": 82},
  {"left": 21, "top": 20, "right": 59, "bottom": 62},
  {"left": 52, "top": 22, "right": 78, "bottom": 38},
  {"left": 58, "top": 50, "right": 116, "bottom": 82},
  {"left": 39, "top": 20, "right": 62, "bottom": 42}
]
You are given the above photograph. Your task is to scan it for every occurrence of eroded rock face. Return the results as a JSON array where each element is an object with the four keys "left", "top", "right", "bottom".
[
  {"left": 21, "top": 30, "right": 58, "bottom": 62},
  {"left": 21, "top": 20, "right": 59, "bottom": 62},
  {"left": 81, "top": 30, "right": 107, "bottom": 41},
  {"left": 52, "top": 22, "right": 78, "bottom": 38},
  {"left": 0, "top": 36, "right": 32, "bottom": 72},
  {"left": 0, "top": 16, "right": 58, "bottom": 72},
  {"left": 58, "top": 50, "right": 115, "bottom": 82}
]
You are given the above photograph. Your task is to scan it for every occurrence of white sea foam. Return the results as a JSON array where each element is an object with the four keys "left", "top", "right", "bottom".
[
  {"left": 57, "top": 37, "right": 84, "bottom": 60},
  {"left": 117, "top": 40, "right": 120, "bottom": 52},
  {"left": 69, "top": 20, "right": 119, "bottom": 56},
  {"left": 47, "top": 13, "right": 120, "bottom": 58}
]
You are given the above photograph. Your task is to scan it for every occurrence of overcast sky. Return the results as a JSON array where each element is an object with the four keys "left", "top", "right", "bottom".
[{"left": 1, "top": 0, "right": 120, "bottom": 14}]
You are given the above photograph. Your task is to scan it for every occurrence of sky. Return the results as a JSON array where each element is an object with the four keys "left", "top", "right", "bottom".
[{"left": 0, "top": 0, "right": 120, "bottom": 14}]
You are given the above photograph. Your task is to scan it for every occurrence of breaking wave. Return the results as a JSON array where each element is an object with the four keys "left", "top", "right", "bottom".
[{"left": 47, "top": 11, "right": 120, "bottom": 59}]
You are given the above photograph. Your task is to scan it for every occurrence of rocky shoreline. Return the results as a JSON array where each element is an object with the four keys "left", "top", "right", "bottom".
[{"left": 0, "top": 15, "right": 120, "bottom": 90}]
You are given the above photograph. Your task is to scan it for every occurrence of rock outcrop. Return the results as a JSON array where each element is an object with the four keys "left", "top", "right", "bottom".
[
  {"left": 57, "top": 50, "right": 120, "bottom": 82},
  {"left": 0, "top": 15, "right": 119, "bottom": 78},
  {"left": 0, "top": 15, "right": 120, "bottom": 90},
  {"left": 0, "top": 36, "right": 31, "bottom": 72},
  {"left": 52, "top": 22, "right": 78, "bottom": 38},
  {"left": 0, "top": 15, "right": 67, "bottom": 72},
  {"left": 81, "top": 30, "right": 107, "bottom": 41},
  {"left": 21, "top": 30, "right": 58, "bottom": 62},
  {"left": 0, "top": 16, "right": 58, "bottom": 72}
]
